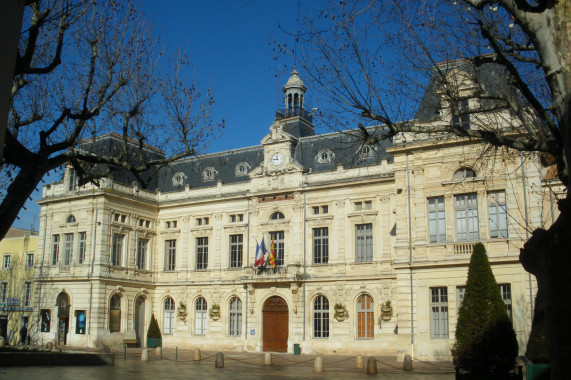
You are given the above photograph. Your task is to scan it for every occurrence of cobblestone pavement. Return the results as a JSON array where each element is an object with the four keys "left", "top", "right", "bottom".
[{"left": 0, "top": 346, "right": 456, "bottom": 379}]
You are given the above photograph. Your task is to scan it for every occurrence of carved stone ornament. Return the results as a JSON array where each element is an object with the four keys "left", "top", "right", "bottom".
[
  {"left": 334, "top": 303, "right": 349, "bottom": 322},
  {"left": 209, "top": 304, "right": 221, "bottom": 320},
  {"left": 177, "top": 301, "right": 188, "bottom": 322}
]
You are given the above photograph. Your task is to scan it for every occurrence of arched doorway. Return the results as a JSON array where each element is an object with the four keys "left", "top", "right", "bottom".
[
  {"left": 134, "top": 297, "right": 145, "bottom": 347},
  {"left": 56, "top": 292, "right": 69, "bottom": 345},
  {"left": 262, "top": 296, "right": 288, "bottom": 352}
]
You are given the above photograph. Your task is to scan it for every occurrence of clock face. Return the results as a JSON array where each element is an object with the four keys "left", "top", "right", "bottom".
[{"left": 271, "top": 152, "right": 284, "bottom": 166}]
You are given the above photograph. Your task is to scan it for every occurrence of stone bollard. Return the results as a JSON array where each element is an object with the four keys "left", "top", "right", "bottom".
[
  {"left": 518, "top": 356, "right": 526, "bottom": 378},
  {"left": 314, "top": 355, "right": 324, "bottom": 373},
  {"left": 46, "top": 342, "right": 53, "bottom": 350},
  {"left": 141, "top": 348, "right": 149, "bottom": 362},
  {"left": 194, "top": 348, "right": 201, "bottom": 361},
  {"left": 356, "top": 354, "right": 364, "bottom": 369},
  {"left": 215, "top": 352, "right": 224, "bottom": 368},
  {"left": 155, "top": 346, "right": 162, "bottom": 357},
  {"left": 366, "top": 357, "right": 377, "bottom": 375},
  {"left": 264, "top": 352, "right": 272, "bottom": 365},
  {"left": 403, "top": 354, "right": 413, "bottom": 371}
]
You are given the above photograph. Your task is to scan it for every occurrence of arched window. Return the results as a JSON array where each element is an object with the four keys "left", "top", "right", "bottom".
[
  {"left": 66, "top": 215, "right": 76, "bottom": 223},
  {"left": 164, "top": 297, "right": 175, "bottom": 334},
  {"left": 195, "top": 297, "right": 207, "bottom": 335},
  {"left": 313, "top": 295, "right": 329, "bottom": 338},
  {"left": 270, "top": 211, "right": 285, "bottom": 220},
  {"left": 453, "top": 167, "right": 476, "bottom": 180},
  {"left": 228, "top": 297, "right": 242, "bottom": 337},
  {"left": 109, "top": 294, "right": 121, "bottom": 332},
  {"left": 356, "top": 294, "right": 374, "bottom": 339}
]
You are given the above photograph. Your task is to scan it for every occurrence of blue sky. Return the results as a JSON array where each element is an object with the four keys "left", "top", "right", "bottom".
[{"left": 13, "top": 0, "right": 324, "bottom": 230}]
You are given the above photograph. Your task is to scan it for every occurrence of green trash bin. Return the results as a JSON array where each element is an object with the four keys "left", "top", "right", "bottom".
[{"left": 293, "top": 344, "right": 301, "bottom": 355}]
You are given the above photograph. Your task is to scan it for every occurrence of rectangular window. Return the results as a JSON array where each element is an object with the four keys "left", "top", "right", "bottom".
[
  {"left": 452, "top": 99, "right": 470, "bottom": 130},
  {"left": 41, "top": 309, "right": 51, "bottom": 332},
  {"left": 75, "top": 310, "right": 86, "bottom": 334},
  {"left": 1, "top": 282, "right": 7, "bottom": 305},
  {"left": 457, "top": 286, "right": 465, "bottom": 308},
  {"left": 2, "top": 255, "right": 10, "bottom": 270},
  {"left": 313, "top": 227, "right": 329, "bottom": 264},
  {"left": 499, "top": 284, "right": 512, "bottom": 321},
  {"left": 354, "top": 202, "right": 362, "bottom": 211},
  {"left": 229, "top": 234, "right": 243, "bottom": 268},
  {"left": 111, "top": 234, "right": 124, "bottom": 266},
  {"left": 165, "top": 240, "right": 176, "bottom": 271},
  {"left": 23, "top": 282, "right": 32, "bottom": 307},
  {"left": 137, "top": 238, "right": 149, "bottom": 270},
  {"left": 63, "top": 233, "right": 74, "bottom": 266},
  {"left": 430, "top": 287, "right": 449, "bottom": 339},
  {"left": 78, "top": 232, "right": 86, "bottom": 264},
  {"left": 68, "top": 169, "right": 77, "bottom": 191},
  {"left": 52, "top": 235, "right": 60, "bottom": 265},
  {"left": 488, "top": 191, "right": 508, "bottom": 238},
  {"left": 364, "top": 200, "right": 372, "bottom": 210},
  {"left": 196, "top": 237, "right": 208, "bottom": 270},
  {"left": 269, "top": 231, "right": 285, "bottom": 266},
  {"left": 25, "top": 253, "right": 34, "bottom": 269},
  {"left": 455, "top": 193, "right": 479, "bottom": 241},
  {"left": 355, "top": 224, "right": 373, "bottom": 262},
  {"left": 428, "top": 196, "right": 446, "bottom": 243}
]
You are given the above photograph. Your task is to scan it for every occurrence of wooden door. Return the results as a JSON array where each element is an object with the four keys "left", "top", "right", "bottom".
[
  {"left": 262, "top": 296, "right": 288, "bottom": 352},
  {"left": 135, "top": 297, "right": 145, "bottom": 347}
]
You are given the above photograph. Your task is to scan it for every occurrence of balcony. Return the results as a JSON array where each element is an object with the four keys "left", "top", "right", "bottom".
[
  {"left": 275, "top": 107, "right": 313, "bottom": 123},
  {"left": 243, "top": 264, "right": 303, "bottom": 283},
  {"left": 452, "top": 242, "right": 476, "bottom": 256}
]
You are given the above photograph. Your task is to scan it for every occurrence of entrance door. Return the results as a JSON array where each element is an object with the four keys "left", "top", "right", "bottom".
[
  {"left": 58, "top": 318, "right": 68, "bottom": 345},
  {"left": 262, "top": 296, "right": 288, "bottom": 352},
  {"left": 135, "top": 297, "right": 145, "bottom": 347},
  {"left": 56, "top": 292, "right": 70, "bottom": 345}
]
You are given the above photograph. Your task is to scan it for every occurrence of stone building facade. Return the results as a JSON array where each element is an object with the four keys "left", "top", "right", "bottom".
[{"left": 32, "top": 65, "right": 558, "bottom": 359}]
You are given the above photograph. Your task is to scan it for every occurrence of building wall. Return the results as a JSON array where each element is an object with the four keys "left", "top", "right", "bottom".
[
  {"left": 32, "top": 132, "right": 550, "bottom": 360},
  {"left": 0, "top": 229, "right": 37, "bottom": 344}
]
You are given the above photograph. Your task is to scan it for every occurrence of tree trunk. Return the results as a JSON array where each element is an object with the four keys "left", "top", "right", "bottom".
[
  {"left": 0, "top": 162, "right": 49, "bottom": 239},
  {"left": 520, "top": 199, "right": 571, "bottom": 380}
]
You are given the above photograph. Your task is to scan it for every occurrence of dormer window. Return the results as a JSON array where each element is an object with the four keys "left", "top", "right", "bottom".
[
  {"left": 202, "top": 167, "right": 217, "bottom": 182},
  {"left": 270, "top": 212, "right": 285, "bottom": 220},
  {"left": 66, "top": 215, "right": 76, "bottom": 223},
  {"left": 68, "top": 169, "right": 77, "bottom": 191},
  {"left": 235, "top": 162, "right": 250, "bottom": 177},
  {"left": 359, "top": 145, "right": 374, "bottom": 159},
  {"left": 317, "top": 149, "right": 334, "bottom": 164},
  {"left": 172, "top": 172, "right": 187, "bottom": 187},
  {"left": 453, "top": 167, "right": 476, "bottom": 181},
  {"left": 452, "top": 99, "right": 470, "bottom": 130}
]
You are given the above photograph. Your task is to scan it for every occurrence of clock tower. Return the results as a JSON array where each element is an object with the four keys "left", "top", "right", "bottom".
[{"left": 251, "top": 69, "right": 314, "bottom": 177}]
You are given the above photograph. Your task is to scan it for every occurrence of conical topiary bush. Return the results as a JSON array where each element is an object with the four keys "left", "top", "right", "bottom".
[
  {"left": 146, "top": 313, "right": 162, "bottom": 348},
  {"left": 451, "top": 243, "right": 518, "bottom": 376}
]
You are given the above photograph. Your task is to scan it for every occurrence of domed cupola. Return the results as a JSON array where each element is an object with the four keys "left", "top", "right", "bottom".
[
  {"left": 283, "top": 69, "right": 306, "bottom": 112},
  {"left": 274, "top": 68, "right": 314, "bottom": 137}
]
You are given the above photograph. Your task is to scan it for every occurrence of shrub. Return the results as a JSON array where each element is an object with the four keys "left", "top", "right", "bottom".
[
  {"left": 525, "top": 291, "right": 550, "bottom": 363},
  {"left": 147, "top": 314, "right": 161, "bottom": 339},
  {"left": 451, "top": 243, "right": 518, "bottom": 374}
]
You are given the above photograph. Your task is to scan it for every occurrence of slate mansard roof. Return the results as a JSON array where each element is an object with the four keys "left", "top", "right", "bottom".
[{"left": 153, "top": 124, "right": 394, "bottom": 194}]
